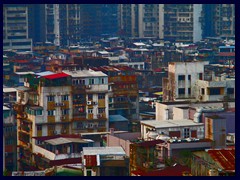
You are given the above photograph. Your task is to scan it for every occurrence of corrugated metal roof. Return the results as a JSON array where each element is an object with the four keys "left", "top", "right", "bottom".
[
  {"left": 45, "top": 137, "right": 91, "bottom": 145},
  {"left": 131, "top": 164, "right": 190, "bottom": 176},
  {"left": 3, "top": 87, "right": 17, "bottom": 93},
  {"left": 109, "top": 115, "right": 128, "bottom": 122},
  {"left": 207, "top": 149, "right": 235, "bottom": 171},
  {"left": 35, "top": 71, "right": 55, "bottom": 77},
  {"left": 15, "top": 71, "right": 35, "bottom": 75}
]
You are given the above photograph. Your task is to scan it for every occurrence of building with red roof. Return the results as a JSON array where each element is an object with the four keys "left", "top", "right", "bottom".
[{"left": 191, "top": 148, "right": 235, "bottom": 176}]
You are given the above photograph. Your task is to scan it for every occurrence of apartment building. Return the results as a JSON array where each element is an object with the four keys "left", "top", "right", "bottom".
[
  {"left": 45, "top": 4, "right": 60, "bottom": 46},
  {"left": 3, "top": 4, "right": 33, "bottom": 51},
  {"left": 201, "top": 4, "right": 235, "bottom": 38},
  {"left": 195, "top": 75, "right": 235, "bottom": 102},
  {"left": 63, "top": 69, "right": 109, "bottom": 134},
  {"left": 213, "top": 4, "right": 235, "bottom": 37},
  {"left": 119, "top": 4, "right": 164, "bottom": 38},
  {"left": 3, "top": 105, "right": 17, "bottom": 172},
  {"left": 59, "top": 4, "right": 81, "bottom": 46},
  {"left": 164, "top": 4, "right": 203, "bottom": 43},
  {"left": 82, "top": 147, "right": 129, "bottom": 176},
  {"left": 80, "top": 4, "right": 118, "bottom": 39},
  {"left": 92, "top": 66, "right": 139, "bottom": 124},
  {"left": 163, "top": 61, "right": 209, "bottom": 101}
]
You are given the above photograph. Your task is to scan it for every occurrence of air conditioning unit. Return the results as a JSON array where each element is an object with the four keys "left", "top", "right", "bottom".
[
  {"left": 87, "top": 101, "right": 92, "bottom": 105},
  {"left": 61, "top": 116, "right": 66, "bottom": 120},
  {"left": 86, "top": 85, "right": 91, "bottom": 89}
]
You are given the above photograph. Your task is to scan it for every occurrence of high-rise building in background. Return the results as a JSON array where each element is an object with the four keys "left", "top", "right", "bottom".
[
  {"left": 3, "top": 4, "right": 33, "bottom": 51},
  {"left": 163, "top": 4, "right": 203, "bottom": 43},
  {"left": 80, "top": 4, "right": 118, "bottom": 39},
  {"left": 119, "top": 4, "right": 164, "bottom": 38},
  {"left": 28, "top": 4, "right": 46, "bottom": 45},
  {"left": 59, "top": 4, "right": 81, "bottom": 46},
  {"left": 201, "top": 4, "right": 235, "bottom": 38},
  {"left": 3, "top": 4, "right": 235, "bottom": 49}
]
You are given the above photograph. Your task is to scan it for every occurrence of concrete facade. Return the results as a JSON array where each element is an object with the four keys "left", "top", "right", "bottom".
[
  {"left": 3, "top": 5, "right": 32, "bottom": 51},
  {"left": 195, "top": 78, "right": 235, "bottom": 101},
  {"left": 163, "top": 61, "right": 209, "bottom": 101}
]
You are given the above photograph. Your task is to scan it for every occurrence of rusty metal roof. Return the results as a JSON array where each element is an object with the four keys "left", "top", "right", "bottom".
[{"left": 207, "top": 149, "right": 235, "bottom": 172}]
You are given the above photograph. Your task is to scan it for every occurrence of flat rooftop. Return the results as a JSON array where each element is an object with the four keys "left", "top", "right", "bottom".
[
  {"left": 82, "top": 147, "right": 125, "bottom": 156},
  {"left": 63, "top": 69, "right": 107, "bottom": 78},
  {"left": 44, "top": 137, "right": 93, "bottom": 146},
  {"left": 3, "top": 87, "right": 17, "bottom": 93},
  {"left": 141, "top": 119, "right": 203, "bottom": 128}
]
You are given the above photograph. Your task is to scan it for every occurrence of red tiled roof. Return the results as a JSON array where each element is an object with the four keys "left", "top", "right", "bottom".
[
  {"left": 132, "top": 164, "right": 191, "bottom": 176},
  {"left": 208, "top": 149, "right": 235, "bottom": 171},
  {"left": 218, "top": 52, "right": 235, "bottom": 57},
  {"left": 43, "top": 72, "right": 69, "bottom": 80}
]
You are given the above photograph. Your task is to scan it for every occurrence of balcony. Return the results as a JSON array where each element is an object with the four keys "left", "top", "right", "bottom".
[{"left": 19, "top": 125, "right": 31, "bottom": 133}]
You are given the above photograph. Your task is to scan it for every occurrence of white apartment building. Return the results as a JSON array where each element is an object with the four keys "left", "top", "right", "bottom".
[
  {"left": 3, "top": 5, "right": 32, "bottom": 51},
  {"left": 195, "top": 76, "right": 235, "bottom": 101},
  {"left": 163, "top": 61, "right": 209, "bottom": 101}
]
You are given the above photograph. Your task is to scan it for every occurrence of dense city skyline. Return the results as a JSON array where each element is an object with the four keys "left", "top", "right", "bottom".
[{"left": 3, "top": 4, "right": 235, "bottom": 176}]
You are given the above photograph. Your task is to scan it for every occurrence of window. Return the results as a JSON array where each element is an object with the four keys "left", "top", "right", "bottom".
[
  {"left": 98, "top": 108, "right": 105, "bottom": 113},
  {"left": 62, "top": 109, "right": 69, "bottom": 115},
  {"left": 88, "top": 94, "right": 93, "bottom": 100},
  {"left": 199, "top": 73, "right": 203, "bottom": 80},
  {"left": 117, "top": 97, "right": 125, "bottom": 102},
  {"left": 73, "top": 79, "right": 77, "bottom": 85},
  {"left": 98, "top": 93, "right": 105, "bottom": 99},
  {"left": 79, "top": 79, "right": 85, "bottom": 85},
  {"left": 36, "top": 110, "right": 42, "bottom": 116},
  {"left": 201, "top": 88, "right": 205, "bottom": 95},
  {"left": 76, "top": 122, "right": 84, "bottom": 129},
  {"left": 100, "top": 78, "right": 104, "bottom": 84},
  {"left": 178, "top": 88, "right": 185, "bottom": 95},
  {"left": 188, "top": 88, "right": 191, "bottom": 95},
  {"left": 178, "top": 75, "right": 185, "bottom": 81},
  {"left": 209, "top": 88, "right": 221, "bottom": 95},
  {"left": 62, "top": 95, "right": 69, "bottom": 101},
  {"left": 188, "top": 75, "right": 191, "bottom": 80},
  {"left": 48, "top": 110, "right": 55, "bottom": 116},
  {"left": 89, "top": 79, "right": 94, "bottom": 85},
  {"left": 183, "top": 128, "right": 190, "bottom": 138},
  {"left": 6, "top": 139, "right": 13, "bottom": 145},
  {"left": 88, "top": 109, "right": 93, "bottom": 114},
  {"left": 47, "top": 95, "right": 55, "bottom": 102},
  {"left": 62, "top": 124, "right": 68, "bottom": 130},
  {"left": 37, "top": 125, "right": 42, "bottom": 131},
  {"left": 227, "top": 88, "right": 234, "bottom": 94},
  {"left": 48, "top": 125, "right": 55, "bottom": 131},
  {"left": 99, "top": 121, "right": 105, "bottom": 127}
]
